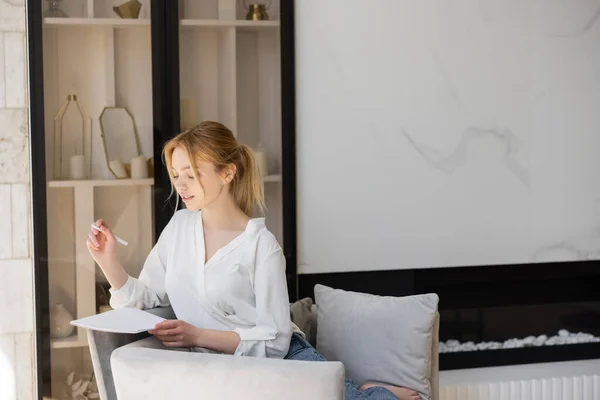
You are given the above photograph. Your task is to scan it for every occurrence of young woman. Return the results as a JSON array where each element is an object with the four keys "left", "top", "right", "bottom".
[{"left": 86, "top": 121, "right": 420, "bottom": 400}]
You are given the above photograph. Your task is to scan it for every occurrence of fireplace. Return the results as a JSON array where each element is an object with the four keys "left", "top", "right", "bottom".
[{"left": 298, "top": 260, "right": 600, "bottom": 370}]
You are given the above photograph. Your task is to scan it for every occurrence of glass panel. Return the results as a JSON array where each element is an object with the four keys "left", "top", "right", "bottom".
[
  {"left": 178, "top": 0, "right": 283, "bottom": 243},
  {"left": 440, "top": 301, "right": 600, "bottom": 353},
  {"left": 235, "top": 24, "right": 282, "bottom": 240},
  {"left": 41, "top": 6, "right": 155, "bottom": 397}
]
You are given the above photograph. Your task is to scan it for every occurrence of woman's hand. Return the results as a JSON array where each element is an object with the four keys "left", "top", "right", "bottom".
[
  {"left": 149, "top": 320, "right": 203, "bottom": 348},
  {"left": 87, "top": 219, "right": 118, "bottom": 268}
]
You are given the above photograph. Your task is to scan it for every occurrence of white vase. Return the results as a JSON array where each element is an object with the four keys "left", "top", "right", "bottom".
[{"left": 50, "top": 303, "right": 74, "bottom": 338}]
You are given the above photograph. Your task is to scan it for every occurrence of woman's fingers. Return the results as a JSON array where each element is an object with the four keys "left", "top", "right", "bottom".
[
  {"left": 92, "top": 219, "right": 105, "bottom": 237},
  {"left": 91, "top": 219, "right": 116, "bottom": 245},
  {"left": 88, "top": 232, "right": 99, "bottom": 247},
  {"left": 99, "top": 224, "right": 116, "bottom": 244},
  {"left": 153, "top": 334, "right": 184, "bottom": 342},
  {"left": 162, "top": 341, "right": 186, "bottom": 348},
  {"left": 86, "top": 238, "right": 98, "bottom": 251},
  {"left": 150, "top": 326, "right": 182, "bottom": 336}
]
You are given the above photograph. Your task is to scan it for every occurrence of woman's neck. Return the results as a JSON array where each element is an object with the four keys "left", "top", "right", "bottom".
[{"left": 201, "top": 194, "right": 249, "bottom": 231}]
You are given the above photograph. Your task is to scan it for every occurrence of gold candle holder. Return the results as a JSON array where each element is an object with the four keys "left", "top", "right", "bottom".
[{"left": 243, "top": 0, "right": 271, "bottom": 20}]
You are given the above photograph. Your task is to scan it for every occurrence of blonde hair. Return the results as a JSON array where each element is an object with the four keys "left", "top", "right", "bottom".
[{"left": 162, "top": 121, "right": 265, "bottom": 216}]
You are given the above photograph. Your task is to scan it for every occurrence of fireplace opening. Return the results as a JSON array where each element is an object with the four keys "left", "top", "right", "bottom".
[
  {"left": 439, "top": 301, "right": 600, "bottom": 353},
  {"left": 298, "top": 259, "right": 600, "bottom": 370},
  {"left": 418, "top": 260, "right": 600, "bottom": 369}
]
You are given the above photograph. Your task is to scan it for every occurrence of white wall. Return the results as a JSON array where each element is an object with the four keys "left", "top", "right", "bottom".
[
  {"left": 295, "top": 0, "right": 600, "bottom": 274},
  {"left": 0, "top": 1, "right": 35, "bottom": 399}
]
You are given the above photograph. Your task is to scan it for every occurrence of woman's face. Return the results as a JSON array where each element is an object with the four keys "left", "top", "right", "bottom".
[{"left": 171, "top": 146, "right": 232, "bottom": 211}]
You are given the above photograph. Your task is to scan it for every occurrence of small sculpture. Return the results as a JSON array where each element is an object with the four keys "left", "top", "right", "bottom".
[
  {"left": 64, "top": 372, "right": 100, "bottom": 400},
  {"left": 113, "top": 0, "right": 142, "bottom": 19}
]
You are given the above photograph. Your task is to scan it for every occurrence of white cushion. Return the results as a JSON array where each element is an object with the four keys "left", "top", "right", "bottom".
[{"left": 315, "top": 284, "right": 439, "bottom": 400}]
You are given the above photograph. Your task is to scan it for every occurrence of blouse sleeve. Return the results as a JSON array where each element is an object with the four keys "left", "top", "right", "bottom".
[
  {"left": 109, "top": 214, "right": 176, "bottom": 310},
  {"left": 233, "top": 248, "right": 292, "bottom": 358}
]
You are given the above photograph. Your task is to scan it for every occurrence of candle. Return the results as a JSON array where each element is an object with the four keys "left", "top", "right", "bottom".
[
  {"left": 69, "top": 155, "right": 86, "bottom": 180},
  {"left": 130, "top": 155, "right": 148, "bottom": 179},
  {"left": 255, "top": 151, "right": 268, "bottom": 177},
  {"left": 109, "top": 159, "right": 128, "bottom": 179}
]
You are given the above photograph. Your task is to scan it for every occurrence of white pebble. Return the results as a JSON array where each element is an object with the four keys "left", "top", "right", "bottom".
[
  {"left": 524, "top": 336, "right": 536, "bottom": 345},
  {"left": 438, "top": 330, "right": 600, "bottom": 353}
]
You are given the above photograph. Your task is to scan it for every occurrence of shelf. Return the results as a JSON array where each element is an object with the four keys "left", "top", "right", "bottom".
[
  {"left": 263, "top": 174, "right": 281, "bottom": 182},
  {"left": 47, "top": 177, "right": 278, "bottom": 188},
  {"left": 48, "top": 178, "right": 155, "bottom": 188},
  {"left": 43, "top": 18, "right": 150, "bottom": 27},
  {"left": 51, "top": 335, "right": 89, "bottom": 349},
  {"left": 180, "top": 19, "right": 280, "bottom": 30},
  {"left": 46, "top": 177, "right": 278, "bottom": 187},
  {"left": 43, "top": 18, "right": 279, "bottom": 30}
]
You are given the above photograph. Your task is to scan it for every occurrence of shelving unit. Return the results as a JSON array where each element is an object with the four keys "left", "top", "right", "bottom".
[
  {"left": 41, "top": 0, "right": 155, "bottom": 394},
  {"left": 40, "top": 0, "right": 284, "bottom": 395},
  {"left": 179, "top": 0, "right": 283, "bottom": 241},
  {"left": 47, "top": 179, "right": 155, "bottom": 345}
]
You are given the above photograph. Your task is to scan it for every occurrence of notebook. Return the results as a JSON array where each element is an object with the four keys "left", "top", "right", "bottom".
[{"left": 70, "top": 307, "right": 166, "bottom": 334}]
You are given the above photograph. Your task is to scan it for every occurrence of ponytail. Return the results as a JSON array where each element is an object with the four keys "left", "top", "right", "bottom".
[{"left": 234, "top": 144, "right": 265, "bottom": 217}]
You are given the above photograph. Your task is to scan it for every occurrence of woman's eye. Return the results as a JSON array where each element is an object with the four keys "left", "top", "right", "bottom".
[
  {"left": 173, "top": 175, "right": 179, "bottom": 179},
  {"left": 187, "top": 175, "right": 194, "bottom": 179}
]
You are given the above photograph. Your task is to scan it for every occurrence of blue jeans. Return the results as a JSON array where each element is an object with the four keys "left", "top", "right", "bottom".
[{"left": 284, "top": 333, "right": 399, "bottom": 400}]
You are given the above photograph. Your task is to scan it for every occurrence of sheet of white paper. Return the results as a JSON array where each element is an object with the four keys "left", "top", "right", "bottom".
[{"left": 70, "top": 307, "right": 166, "bottom": 333}]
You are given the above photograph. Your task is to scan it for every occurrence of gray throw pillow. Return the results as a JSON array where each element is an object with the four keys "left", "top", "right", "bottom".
[
  {"left": 314, "top": 284, "right": 438, "bottom": 400},
  {"left": 290, "top": 297, "right": 318, "bottom": 346}
]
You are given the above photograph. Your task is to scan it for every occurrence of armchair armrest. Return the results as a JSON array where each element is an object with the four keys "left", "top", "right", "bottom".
[
  {"left": 88, "top": 306, "right": 176, "bottom": 400},
  {"left": 111, "top": 346, "right": 346, "bottom": 400}
]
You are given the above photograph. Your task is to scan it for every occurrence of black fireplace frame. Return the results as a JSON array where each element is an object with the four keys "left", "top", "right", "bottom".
[{"left": 297, "top": 260, "right": 600, "bottom": 370}]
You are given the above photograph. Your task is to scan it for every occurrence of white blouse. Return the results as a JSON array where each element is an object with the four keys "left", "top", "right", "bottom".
[{"left": 109, "top": 209, "right": 296, "bottom": 359}]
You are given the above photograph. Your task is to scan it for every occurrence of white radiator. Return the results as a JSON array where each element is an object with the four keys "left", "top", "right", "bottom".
[{"left": 440, "top": 375, "right": 600, "bottom": 400}]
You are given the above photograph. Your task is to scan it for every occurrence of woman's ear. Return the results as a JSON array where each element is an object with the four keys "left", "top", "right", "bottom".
[{"left": 221, "top": 164, "right": 237, "bottom": 184}]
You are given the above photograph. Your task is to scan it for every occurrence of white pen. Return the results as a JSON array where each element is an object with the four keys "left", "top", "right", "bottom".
[{"left": 91, "top": 223, "right": 129, "bottom": 246}]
